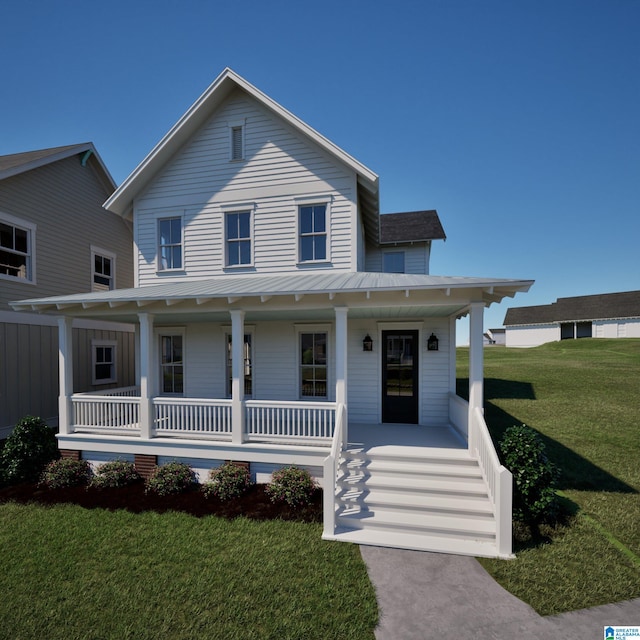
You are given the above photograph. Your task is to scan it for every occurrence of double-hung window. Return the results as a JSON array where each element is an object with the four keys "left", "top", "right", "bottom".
[
  {"left": 92, "top": 246, "right": 115, "bottom": 291},
  {"left": 225, "top": 211, "right": 252, "bottom": 267},
  {"left": 299, "top": 204, "right": 327, "bottom": 262},
  {"left": 383, "top": 251, "right": 405, "bottom": 273},
  {"left": 158, "top": 217, "right": 182, "bottom": 271},
  {"left": 160, "top": 333, "right": 184, "bottom": 394},
  {"left": 226, "top": 333, "right": 253, "bottom": 396},
  {"left": 92, "top": 340, "right": 117, "bottom": 385},
  {"left": 300, "top": 332, "right": 327, "bottom": 398},
  {"left": 0, "top": 212, "right": 35, "bottom": 282}
]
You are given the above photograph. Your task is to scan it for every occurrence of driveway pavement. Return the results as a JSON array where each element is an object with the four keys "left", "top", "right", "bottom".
[{"left": 360, "top": 545, "right": 640, "bottom": 640}]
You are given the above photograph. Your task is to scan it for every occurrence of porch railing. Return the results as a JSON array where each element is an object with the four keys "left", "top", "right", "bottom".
[
  {"left": 469, "top": 405, "right": 513, "bottom": 558},
  {"left": 72, "top": 394, "right": 140, "bottom": 434},
  {"left": 322, "top": 403, "right": 346, "bottom": 538},
  {"left": 153, "top": 397, "right": 232, "bottom": 439},
  {"left": 245, "top": 400, "right": 336, "bottom": 443}
]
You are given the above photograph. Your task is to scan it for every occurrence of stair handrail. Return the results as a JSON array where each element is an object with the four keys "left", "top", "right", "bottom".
[
  {"left": 322, "top": 402, "right": 346, "bottom": 538},
  {"left": 470, "top": 406, "right": 513, "bottom": 558}
]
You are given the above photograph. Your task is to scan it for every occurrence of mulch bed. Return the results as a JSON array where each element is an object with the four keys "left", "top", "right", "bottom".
[{"left": 0, "top": 481, "right": 323, "bottom": 523}]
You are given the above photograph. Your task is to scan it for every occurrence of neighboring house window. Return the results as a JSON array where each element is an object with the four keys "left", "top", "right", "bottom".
[
  {"left": 299, "top": 204, "right": 327, "bottom": 262},
  {"left": 92, "top": 246, "right": 115, "bottom": 291},
  {"left": 300, "top": 332, "right": 327, "bottom": 398},
  {"left": 158, "top": 217, "right": 182, "bottom": 270},
  {"left": 225, "top": 211, "right": 252, "bottom": 266},
  {"left": 160, "top": 334, "right": 184, "bottom": 394},
  {"left": 92, "top": 340, "right": 117, "bottom": 385},
  {"left": 383, "top": 251, "right": 405, "bottom": 273},
  {"left": 226, "top": 333, "right": 253, "bottom": 396},
  {"left": 0, "top": 212, "right": 35, "bottom": 283}
]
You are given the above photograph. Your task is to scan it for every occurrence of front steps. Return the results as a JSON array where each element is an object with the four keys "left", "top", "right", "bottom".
[{"left": 325, "top": 444, "right": 502, "bottom": 558}]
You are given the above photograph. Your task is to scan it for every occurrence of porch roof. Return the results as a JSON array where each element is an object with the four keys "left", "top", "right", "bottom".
[{"left": 12, "top": 271, "right": 533, "bottom": 323}]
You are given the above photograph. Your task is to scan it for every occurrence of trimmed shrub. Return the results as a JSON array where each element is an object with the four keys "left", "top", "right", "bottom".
[
  {"left": 500, "top": 424, "right": 560, "bottom": 524},
  {"left": 90, "top": 460, "right": 141, "bottom": 489},
  {"left": 146, "top": 462, "right": 195, "bottom": 496},
  {"left": 0, "top": 416, "right": 59, "bottom": 484},
  {"left": 40, "top": 459, "right": 91, "bottom": 489},
  {"left": 203, "top": 462, "right": 253, "bottom": 501},
  {"left": 265, "top": 466, "right": 316, "bottom": 507}
]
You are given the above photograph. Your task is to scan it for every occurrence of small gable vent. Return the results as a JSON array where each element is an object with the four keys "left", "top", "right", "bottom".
[{"left": 231, "top": 126, "right": 244, "bottom": 160}]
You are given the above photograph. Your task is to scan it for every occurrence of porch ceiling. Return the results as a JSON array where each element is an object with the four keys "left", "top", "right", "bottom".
[{"left": 11, "top": 271, "right": 533, "bottom": 324}]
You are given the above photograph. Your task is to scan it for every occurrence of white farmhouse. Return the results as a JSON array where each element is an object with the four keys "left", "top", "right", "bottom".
[
  {"left": 504, "top": 290, "right": 640, "bottom": 347},
  {"left": 13, "top": 69, "right": 533, "bottom": 557}
]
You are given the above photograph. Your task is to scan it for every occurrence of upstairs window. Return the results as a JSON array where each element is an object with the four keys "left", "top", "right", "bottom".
[
  {"left": 383, "top": 251, "right": 405, "bottom": 273},
  {"left": 92, "top": 340, "right": 117, "bottom": 385},
  {"left": 226, "top": 211, "right": 252, "bottom": 266},
  {"left": 231, "top": 126, "right": 244, "bottom": 160},
  {"left": 158, "top": 217, "right": 182, "bottom": 271},
  {"left": 0, "top": 213, "right": 35, "bottom": 282},
  {"left": 92, "top": 246, "right": 115, "bottom": 291},
  {"left": 299, "top": 204, "right": 327, "bottom": 262}
]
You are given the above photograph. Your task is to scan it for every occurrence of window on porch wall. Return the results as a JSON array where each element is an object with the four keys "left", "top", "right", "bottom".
[
  {"left": 226, "top": 333, "right": 252, "bottom": 396},
  {"left": 160, "top": 335, "right": 183, "bottom": 394},
  {"left": 300, "top": 332, "right": 327, "bottom": 398}
]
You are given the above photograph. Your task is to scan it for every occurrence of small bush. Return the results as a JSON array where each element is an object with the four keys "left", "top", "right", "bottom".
[
  {"left": 203, "top": 462, "right": 253, "bottom": 501},
  {"left": 91, "top": 460, "right": 141, "bottom": 489},
  {"left": 146, "top": 462, "right": 195, "bottom": 496},
  {"left": 500, "top": 424, "right": 560, "bottom": 524},
  {"left": 265, "top": 466, "right": 316, "bottom": 507},
  {"left": 40, "top": 459, "right": 91, "bottom": 489},
  {"left": 0, "top": 416, "right": 59, "bottom": 484}
]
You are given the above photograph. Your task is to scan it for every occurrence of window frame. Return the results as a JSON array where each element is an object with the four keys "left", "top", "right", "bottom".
[
  {"left": 157, "top": 216, "right": 183, "bottom": 272},
  {"left": 91, "top": 339, "right": 117, "bottom": 385},
  {"left": 295, "top": 195, "right": 332, "bottom": 265},
  {"left": 0, "top": 211, "right": 36, "bottom": 284},
  {"left": 91, "top": 245, "right": 116, "bottom": 291},
  {"left": 224, "top": 210, "right": 253, "bottom": 268},
  {"left": 382, "top": 250, "right": 405, "bottom": 274},
  {"left": 296, "top": 324, "right": 331, "bottom": 400},
  {"left": 157, "top": 328, "right": 186, "bottom": 396}
]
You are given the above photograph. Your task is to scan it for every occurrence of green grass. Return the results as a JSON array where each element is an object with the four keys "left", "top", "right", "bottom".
[
  {"left": 458, "top": 339, "right": 640, "bottom": 615},
  {"left": 0, "top": 504, "right": 377, "bottom": 639}
]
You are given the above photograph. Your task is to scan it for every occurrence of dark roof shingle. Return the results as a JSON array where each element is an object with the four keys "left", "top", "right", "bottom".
[{"left": 379, "top": 210, "right": 446, "bottom": 244}]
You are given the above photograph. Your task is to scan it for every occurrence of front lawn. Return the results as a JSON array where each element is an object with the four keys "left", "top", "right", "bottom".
[
  {"left": 459, "top": 339, "right": 640, "bottom": 615},
  {"left": 0, "top": 503, "right": 377, "bottom": 639}
]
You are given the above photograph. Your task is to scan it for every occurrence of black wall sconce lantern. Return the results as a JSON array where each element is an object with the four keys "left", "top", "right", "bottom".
[
  {"left": 363, "top": 334, "right": 373, "bottom": 352},
  {"left": 427, "top": 333, "right": 439, "bottom": 351}
]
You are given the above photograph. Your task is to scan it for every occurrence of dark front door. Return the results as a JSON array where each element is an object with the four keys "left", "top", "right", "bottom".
[{"left": 382, "top": 330, "right": 419, "bottom": 423}]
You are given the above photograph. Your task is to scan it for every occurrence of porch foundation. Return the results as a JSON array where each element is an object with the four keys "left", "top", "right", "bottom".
[
  {"left": 59, "top": 449, "right": 81, "bottom": 461},
  {"left": 134, "top": 454, "right": 158, "bottom": 479}
]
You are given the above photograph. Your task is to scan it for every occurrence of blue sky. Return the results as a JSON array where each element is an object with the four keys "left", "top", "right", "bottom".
[{"left": 1, "top": 0, "right": 638, "bottom": 339}]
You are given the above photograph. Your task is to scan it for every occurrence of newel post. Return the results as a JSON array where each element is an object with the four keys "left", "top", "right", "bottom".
[
  {"left": 230, "top": 309, "right": 246, "bottom": 445},
  {"left": 57, "top": 316, "right": 74, "bottom": 435}
]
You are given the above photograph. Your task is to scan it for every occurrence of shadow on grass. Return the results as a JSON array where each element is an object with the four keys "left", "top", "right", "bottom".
[{"left": 457, "top": 378, "right": 637, "bottom": 495}]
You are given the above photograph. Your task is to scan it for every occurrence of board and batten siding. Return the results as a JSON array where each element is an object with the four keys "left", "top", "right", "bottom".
[
  {"left": 134, "top": 89, "right": 358, "bottom": 284},
  {"left": 0, "top": 155, "right": 133, "bottom": 311},
  {"left": 594, "top": 319, "right": 640, "bottom": 338},
  {"left": 364, "top": 243, "right": 431, "bottom": 274}
]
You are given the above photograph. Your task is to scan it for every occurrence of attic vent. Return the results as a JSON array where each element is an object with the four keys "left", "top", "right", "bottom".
[{"left": 231, "top": 125, "right": 244, "bottom": 161}]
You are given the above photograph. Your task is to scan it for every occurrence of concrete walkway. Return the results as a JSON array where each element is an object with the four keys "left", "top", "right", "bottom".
[{"left": 361, "top": 545, "right": 640, "bottom": 640}]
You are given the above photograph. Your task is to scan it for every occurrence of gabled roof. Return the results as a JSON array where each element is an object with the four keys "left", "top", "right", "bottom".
[
  {"left": 104, "top": 68, "right": 380, "bottom": 229},
  {"left": 0, "top": 142, "right": 116, "bottom": 190},
  {"left": 504, "top": 290, "right": 640, "bottom": 326},
  {"left": 380, "top": 210, "right": 446, "bottom": 244}
]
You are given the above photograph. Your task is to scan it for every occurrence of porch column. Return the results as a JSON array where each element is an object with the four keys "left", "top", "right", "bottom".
[
  {"left": 334, "top": 306, "right": 348, "bottom": 442},
  {"left": 230, "top": 309, "right": 245, "bottom": 445},
  {"left": 138, "top": 313, "right": 155, "bottom": 439},
  {"left": 449, "top": 315, "right": 457, "bottom": 394},
  {"left": 468, "top": 302, "right": 485, "bottom": 419},
  {"left": 57, "top": 316, "right": 74, "bottom": 435}
]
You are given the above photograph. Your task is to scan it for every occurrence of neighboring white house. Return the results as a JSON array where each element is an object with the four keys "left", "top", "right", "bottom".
[
  {"left": 13, "top": 69, "right": 533, "bottom": 558},
  {"left": 504, "top": 290, "right": 640, "bottom": 347},
  {"left": 0, "top": 143, "right": 136, "bottom": 437},
  {"left": 483, "top": 328, "right": 506, "bottom": 346}
]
